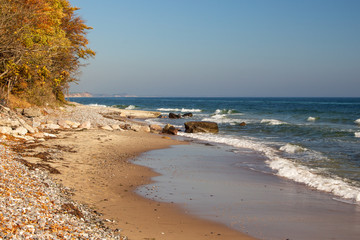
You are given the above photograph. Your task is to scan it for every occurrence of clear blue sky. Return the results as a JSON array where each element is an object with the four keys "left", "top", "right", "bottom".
[{"left": 69, "top": 0, "right": 360, "bottom": 97}]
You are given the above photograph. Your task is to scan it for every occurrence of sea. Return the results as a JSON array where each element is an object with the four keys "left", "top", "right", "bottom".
[{"left": 70, "top": 97, "right": 360, "bottom": 239}]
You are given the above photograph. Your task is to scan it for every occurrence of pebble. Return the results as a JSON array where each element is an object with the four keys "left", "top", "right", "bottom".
[{"left": 0, "top": 142, "right": 123, "bottom": 239}]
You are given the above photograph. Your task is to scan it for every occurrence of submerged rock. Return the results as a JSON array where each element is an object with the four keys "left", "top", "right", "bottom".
[
  {"left": 169, "top": 113, "right": 181, "bottom": 119},
  {"left": 182, "top": 112, "right": 193, "bottom": 118}
]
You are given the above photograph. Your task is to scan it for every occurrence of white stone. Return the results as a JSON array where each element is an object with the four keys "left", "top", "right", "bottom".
[
  {"left": 79, "top": 121, "right": 91, "bottom": 129},
  {"left": 32, "top": 121, "right": 41, "bottom": 128},
  {"left": 101, "top": 125, "right": 113, "bottom": 131},
  {"left": 18, "top": 119, "right": 36, "bottom": 133},
  {"left": 0, "top": 126, "right": 12, "bottom": 134},
  {"left": 58, "top": 120, "right": 70, "bottom": 128},
  {"left": 43, "top": 133, "right": 57, "bottom": 138},
  {"left": 43, "top": 123, "right": 61, "bottom": 130},
  {"left": 70, "top": 122, "right": 81, "bottom": 128},
  {"left": 14, "top": 126, "right": 28, "bottom": 135},
  {"left": 111, "top": 124, "right": 120, "bottom": 130},
  {"left": 33, "top": 132, "right": 45, "bottom": 138}
]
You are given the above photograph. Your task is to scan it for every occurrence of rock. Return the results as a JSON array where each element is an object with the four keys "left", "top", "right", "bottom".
[
  {"left": 79, "top": 121, "right": 92, "bottom": 129},
  {"left": 22, "top": 108, "right": 42, "bottom": 118},
  {"left": 162, "top": 124, "right": 178, "bottom": 135},
  {"left": 140, "top": 125, "right": 151, "bottom": 133},
  {"left": 43, "top": 133, "right": 57, "bottom": 138},
  {"left": 182, "top": 113, "right": 193, "bottom": 118},
  {"left": 111, "top": 124, "right": 120, "bottom": 130},
  {"left": 0, "top": 126, "right": 12, "bottom": 134},
  {"left": 130, "top": 125, "right": 142, "bottom": 132},
  {"left": 150, "top": 124, "right": 163, "bottom": 132},
  {"left": 184, "top": 121, "right": 219, "bottom": 133},
  {"left": 13, "top": 126, "right": 28, "bottom": 135},
  {"left": 58, "top": 120, "right": 70, "bottom": 128},
  {"left": 65, "top": 121, "right": 80, "bottom": 128},
  {"left": 42, "top": 123, "right": 61, "bottom": 130},
  {"left": 158, "top": 115, "right": 168, "bottom": 118},
  {"left": 0, "top": 119, "right": 20, "bottom": 127},
  {"left": 33, "top": 132, "right": 45, "bottom": 138},
  {"left": 32, "top": 121, "right": 41, "bottom": 128},
  {"left": 18, "top": 118, "right": 36, "bottom": 133},
  {"left": 101, "top": 125, "right": 113, "bottom": 131},
  {"left": 239, "top": 122, "right": 246, "bottom": 126},
  {"left": 169, "top": 113, "right": 181, "bottom": 119}
]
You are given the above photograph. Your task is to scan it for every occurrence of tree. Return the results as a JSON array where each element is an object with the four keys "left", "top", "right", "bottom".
[{"left": 0, "top": 0, "right": 95, "bottom": 106}]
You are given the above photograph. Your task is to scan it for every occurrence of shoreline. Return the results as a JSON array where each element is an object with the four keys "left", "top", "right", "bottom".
[
  {"left": 0, "top": 104, "right": 255, "bottom": 239},
  {"left": 40, "top": 130, "right": 255, "bottom": 240}
]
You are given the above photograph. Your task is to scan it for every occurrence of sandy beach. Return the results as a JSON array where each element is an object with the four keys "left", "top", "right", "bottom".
[
  {"left": 0, "top": 104, "right": 255, "bottom": 239},
  {"left": 37, "top": 130, "right": 255, "bottom": 240}
]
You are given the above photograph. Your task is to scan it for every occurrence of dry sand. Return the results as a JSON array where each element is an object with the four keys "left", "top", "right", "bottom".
[{"left": 24, "top": 129, "right": 255, "bottom": 240}]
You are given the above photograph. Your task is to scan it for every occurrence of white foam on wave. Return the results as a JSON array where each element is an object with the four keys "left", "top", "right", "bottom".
[
  {"left": 157, "top": 108, "right": 202, "bottom": 113},
  {"left": 214, "top": 109, "right": 241, "bottom": 115},
  {"left": 178, "top": 132, "right": 360, "bottom": 203},
  {"left": 355, "top": 132, "right": 360, "bottom": 138},
  {"left": 125, "top": 105, "right": 136, "bottom": 110},
  {"left": 88, "top": 104, "right": 107, "bottom": 107},
  {"left": 279, "top": 143, "right": 307, "bottom": 153},
  {"left": 307, "top": 116, "right": 317, "bottom": 122},
  {"left": 355, "top": 119, "right": 360, "bottom": 125},
  {"left": 261, "top": 119, "right": 288, "bottom": 125},
  {"left": 202, "top": 115, "right": 247, "bottom": 125}
]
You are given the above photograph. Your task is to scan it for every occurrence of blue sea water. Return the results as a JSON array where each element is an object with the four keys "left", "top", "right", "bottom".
[{"left": 69, "top": 97, "right": 360, "bottom": 203}]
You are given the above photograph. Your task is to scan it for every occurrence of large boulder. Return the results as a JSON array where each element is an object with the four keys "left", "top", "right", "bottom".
[
  {"left": 169, "top": 113, "right": 181, "bottom": 119},
  {"left": 22, "top": 108, "right": 42, "bottom": 118},
  {"left": 184, "top": 121, "right": 219, "bottom": 133},
  {"left": 150, "top": 124, "right": 163, "bottom": 133},
  {"left": 162, "top": 124, "right": 178, "bottom": 135}
]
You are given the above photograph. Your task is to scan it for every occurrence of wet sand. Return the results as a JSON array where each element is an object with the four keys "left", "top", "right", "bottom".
[
  {"left": 33, "top": 129, "right": 255, "bottom": 240},
  {"left": 135, "top": 144, "right": 360, "bottom": 240}
]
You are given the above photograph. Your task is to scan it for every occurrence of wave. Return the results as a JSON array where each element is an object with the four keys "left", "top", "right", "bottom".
[
  {"left": 214, "top": 109, "right": 242, "bottom": 115},
  {"left": 355, "top": 119, "right": 360, "bottom": 125},
  {"left": 177, "top": 132, "right": 360, "bottom": 203},
  {"left": 157, "top": 108, "right": 202, "bottom": 113},
  {"left": 260, "top": 119, "right": 288, "bottom": 125},
  {"left": 279, "top": 143, "right": 307, "bottom": 153},
  {"left": 307, "top": 116, "right": 317, "bottom": 122},
  {"left": 88, "top": 104, "right": 107, "bottom": 107},
  {"left": 202, "top": 115, "right": 247, "bottom": 125},
  {"left": 125, "top": 105, "right": 136, "bottom": 110},
  {"left": 355, "top": 132, "right": 360, "bottom": 138}
]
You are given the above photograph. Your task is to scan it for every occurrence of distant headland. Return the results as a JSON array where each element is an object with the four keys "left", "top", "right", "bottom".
[{"left": 66, "top": 92, "right": 137, "bottom": 98}]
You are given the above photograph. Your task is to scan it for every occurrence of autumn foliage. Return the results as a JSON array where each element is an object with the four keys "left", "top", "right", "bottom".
[{"left": 0, "top": 0, "right": 95, "bottom": 107}]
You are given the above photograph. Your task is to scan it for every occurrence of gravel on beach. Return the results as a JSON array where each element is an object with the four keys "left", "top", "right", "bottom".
[
  {"left": 0, "top": 140, "right": 122, "bottom": 239},
  {"left": 0, "top": 103, "right": 130, "bottom": 239}
]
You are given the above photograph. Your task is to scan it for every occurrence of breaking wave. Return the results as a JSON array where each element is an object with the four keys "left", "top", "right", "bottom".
[
  {"left": 279, "top": 143, "right": 307, "bottom": 153},
  {"left": 177, "top": 132, "right": 360, "bottom": 203},
  {"left": 307, "top": 116, "right": 317, "bottom": 122},
  {"left": 157, "top": 108, "right": 202, "bottom": 112},
  {"left": 260, "top": 119, "right": 288, "bottom": 125},
  {"left": 125, "top": 105, "right": 136, "bottom": 110}
]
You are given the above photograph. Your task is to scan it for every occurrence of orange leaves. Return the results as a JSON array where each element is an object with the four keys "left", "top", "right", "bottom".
[{"left": 0, "top": 0, "right": 94, "bottom": 105}]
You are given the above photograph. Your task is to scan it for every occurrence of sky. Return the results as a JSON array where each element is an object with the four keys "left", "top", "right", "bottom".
[{"left": 69, "top": 0, "right": 360, "bottom": 97}]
